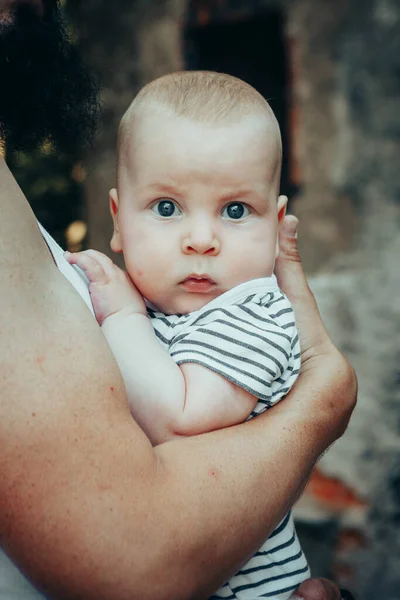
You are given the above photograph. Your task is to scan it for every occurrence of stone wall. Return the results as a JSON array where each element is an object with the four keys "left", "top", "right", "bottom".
[{"left": 303, "top": 0, "right": 400, "bottom": 595}]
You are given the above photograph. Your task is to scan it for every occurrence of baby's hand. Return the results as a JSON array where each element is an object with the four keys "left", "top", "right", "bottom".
[{"left": 65, "top": 249, "right": 146, "bottom": 323}]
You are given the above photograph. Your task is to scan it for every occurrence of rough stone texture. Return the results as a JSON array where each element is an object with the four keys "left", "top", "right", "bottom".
[
  {"left": 306, "top": 0, "right": 400, "bottom": 594},
  {"left": 283, "top": 0, "right": 357, "bottom": 273},
  {"left": 308, "top": 227, "right": 400, "bottom": 594}
]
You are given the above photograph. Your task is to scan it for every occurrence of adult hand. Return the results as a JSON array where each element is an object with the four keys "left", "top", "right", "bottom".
[
  {"left": 274, "top": 215, "right": 357, "bottom": 446},
  {"left": 290, "top": 577, "right": 353, "bottom": 599},
  {"left": 277, "top": 216, "right": 357, "bottom": 600}
]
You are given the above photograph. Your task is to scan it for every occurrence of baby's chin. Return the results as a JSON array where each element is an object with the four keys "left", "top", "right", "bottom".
[{"left": 149, "top": 292, "right": 220, "bottom": 315}]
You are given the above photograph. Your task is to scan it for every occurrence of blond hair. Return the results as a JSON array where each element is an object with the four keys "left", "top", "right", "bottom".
[
  {"left": 117, "top": 71, "right": 281, "bottom": 181},
  {"left": 128, "top": 71, "right": 273, "bottom": 121}
]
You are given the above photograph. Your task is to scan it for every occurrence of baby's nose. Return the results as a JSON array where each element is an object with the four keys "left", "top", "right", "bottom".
[{"left": 182, "top": 223, "right": 220, "bottom": 255}]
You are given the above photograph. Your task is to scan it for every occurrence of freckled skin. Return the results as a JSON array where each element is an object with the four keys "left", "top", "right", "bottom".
[{"left": 36, "top": 355, "right": 45, "bottom": 373}]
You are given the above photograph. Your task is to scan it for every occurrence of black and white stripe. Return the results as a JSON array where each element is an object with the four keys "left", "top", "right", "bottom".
[
  {"left": 210, "top": 513, "right": 309, "bottom": 600},
  {"left": 149, "top": 277, "right": 308, "bottom": 599},
  {"left": 150, "top": 277, "right": 301, "bottom": 413}
]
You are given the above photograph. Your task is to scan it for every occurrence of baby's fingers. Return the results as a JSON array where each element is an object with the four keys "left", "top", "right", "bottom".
[{"left": 65, "top": 250, "right": 111, "bottom": 285}]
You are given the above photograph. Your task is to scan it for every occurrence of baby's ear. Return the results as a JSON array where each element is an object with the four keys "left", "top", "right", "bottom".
[
  {"left": 109, "top": 188, "right": 122, "bottom": 253},
  {"left": 276, "top": 196, "right": 288, "bottom": 259}
]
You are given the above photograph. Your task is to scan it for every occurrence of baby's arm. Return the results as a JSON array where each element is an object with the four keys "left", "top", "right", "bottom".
[
  {"left": 66, "top": 251, "right": 259, "bottom": 444},
  {"left": 102, "top": 310, "right": 258, "bottom": 443}
]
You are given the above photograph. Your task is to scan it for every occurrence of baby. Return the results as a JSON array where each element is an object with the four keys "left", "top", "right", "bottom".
[{"left": 66, "top": 71, "right": 310, "bottom": 599}]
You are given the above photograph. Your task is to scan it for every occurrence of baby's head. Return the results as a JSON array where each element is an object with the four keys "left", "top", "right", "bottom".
[{"left": 110, "top": 71, "right": 287, "bottom": 314}]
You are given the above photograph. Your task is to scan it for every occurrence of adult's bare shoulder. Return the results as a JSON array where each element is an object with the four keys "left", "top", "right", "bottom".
[
  {"left": 0, "top": 158, "right": 131, "bottom": 426},
  {"left": 0, "top": 159, "right": 164, "bottom": 598}
]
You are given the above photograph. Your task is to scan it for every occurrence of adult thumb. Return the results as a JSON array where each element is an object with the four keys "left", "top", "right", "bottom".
[{"left": 275, "top": 215, "right": 308, "bottom": 299}]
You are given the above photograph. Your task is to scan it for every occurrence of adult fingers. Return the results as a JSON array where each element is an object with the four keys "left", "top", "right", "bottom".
[
  {"left": 275, "top": 215, "right": 312, "bottom": 304},
  {"left": 289, "top": 577, "right": 343, "bottom": 600},
  {"left": 275, "top": 215, "right": 328, "bottom": 352}
]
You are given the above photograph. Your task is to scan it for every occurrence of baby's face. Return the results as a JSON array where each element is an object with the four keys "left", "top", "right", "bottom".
[{"left": 112, "top": 112, "right": 286, "bottom": 314}]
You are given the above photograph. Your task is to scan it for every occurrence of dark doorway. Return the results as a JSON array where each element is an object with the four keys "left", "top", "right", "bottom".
[{"left": 184, "top": 10, "right": 295, "bottom": 198}]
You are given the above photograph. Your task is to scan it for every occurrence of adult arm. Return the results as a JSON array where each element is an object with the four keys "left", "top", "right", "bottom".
[{"left": 0, "top": 159, "right": 356, "bottom": 600}]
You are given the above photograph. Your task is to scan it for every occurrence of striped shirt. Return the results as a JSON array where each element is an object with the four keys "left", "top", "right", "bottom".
[{"left": 148, "top": 276, "right": 310, "bottom": 599}]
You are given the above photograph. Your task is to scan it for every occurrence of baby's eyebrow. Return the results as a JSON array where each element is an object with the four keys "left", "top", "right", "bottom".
[
  {"left": 145, "top": 181, "right": 185, "bottom": 198},
  {"left": 218, "top": 189, "right": 267, "bottom": 204}
]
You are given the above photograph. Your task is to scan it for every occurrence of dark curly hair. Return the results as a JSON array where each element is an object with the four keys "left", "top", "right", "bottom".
[{"left": 0, "top": 1, "right": 100, "bottom": 154}]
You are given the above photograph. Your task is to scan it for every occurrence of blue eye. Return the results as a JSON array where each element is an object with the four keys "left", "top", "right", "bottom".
[
  {"left": 152, "top": 199, "right": 181, "bottom": 217},
  {"left": 222, "top": 203, "right": 250, "bottom": 220}
]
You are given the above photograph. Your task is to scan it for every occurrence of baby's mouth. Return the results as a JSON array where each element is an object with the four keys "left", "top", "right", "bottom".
[{"left": 180, "top": 274, "right": 216, "bottom": 293}]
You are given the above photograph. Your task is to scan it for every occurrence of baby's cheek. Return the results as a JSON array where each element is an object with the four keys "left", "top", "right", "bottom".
[
  {"left": 134, "top": 266, "right": 168, "bottom": 308},
  {"left": 234, "top": 240, "right": 275, "bottom": 280}
]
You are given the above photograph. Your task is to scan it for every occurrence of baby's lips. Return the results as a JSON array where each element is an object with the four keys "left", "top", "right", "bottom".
[{"left": 180, "top": 273, "right": 216, "bottom": 284}]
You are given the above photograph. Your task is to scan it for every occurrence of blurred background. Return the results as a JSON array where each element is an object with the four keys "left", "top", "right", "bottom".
[{"left": 5, "top": 0, "right": 400, "bottom": 598}]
